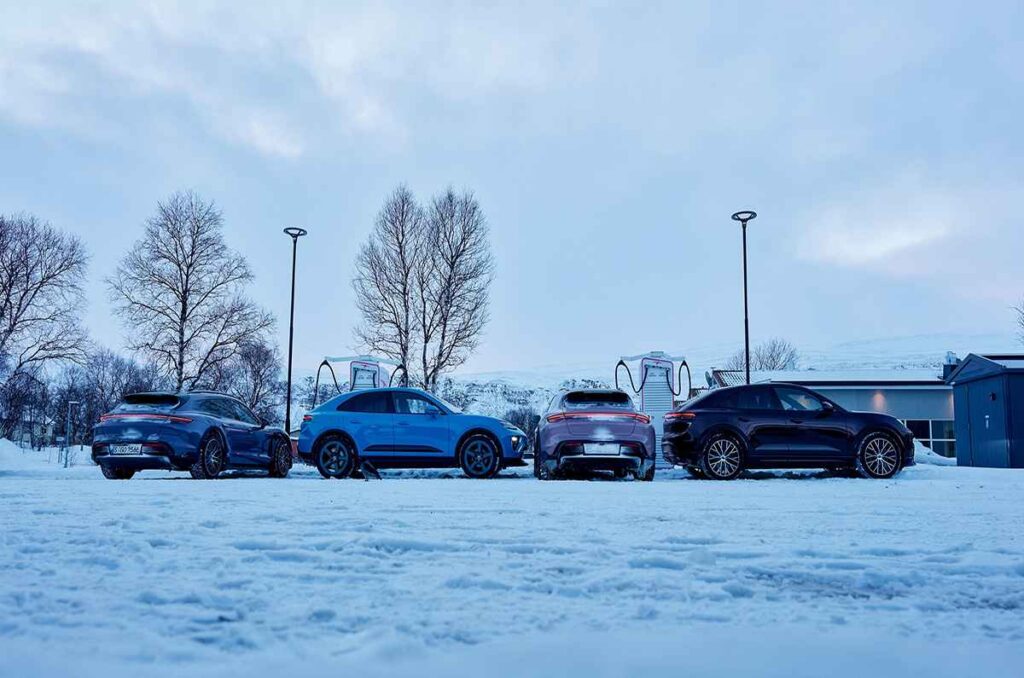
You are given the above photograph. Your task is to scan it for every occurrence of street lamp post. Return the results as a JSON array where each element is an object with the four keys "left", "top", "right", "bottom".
[
  {"left": 283, "top": 227, "right": 308, "bottom": 434},
  {"left": 730, "top": 210, "right": 758, "bottom": 385},
  {"left": 64, "top": 400, "right": 79, "bottom": 468}
]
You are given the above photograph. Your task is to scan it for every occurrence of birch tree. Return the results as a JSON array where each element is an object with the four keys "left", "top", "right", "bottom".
[
  {"left": 108, "top": 191, "right": 273, "bottom": 391},
  {"left": 0, "top": 214, "right": 88, "bottom": 437}
]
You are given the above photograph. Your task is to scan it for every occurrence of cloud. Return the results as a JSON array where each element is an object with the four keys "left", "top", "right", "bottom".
[
  {"left": 796, "top": 180, "right": 958, "bottom": 268},
  {"left": 0, "top": 2, "right": 579, "bottom": 157}
]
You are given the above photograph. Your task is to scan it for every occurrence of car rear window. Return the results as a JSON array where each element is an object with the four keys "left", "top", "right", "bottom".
[
  {"left": 563, "top": 391, "right": 633, "bottom": 409},
  {"left": 115, "top": 393, "right": 181, "bottom": 412}
]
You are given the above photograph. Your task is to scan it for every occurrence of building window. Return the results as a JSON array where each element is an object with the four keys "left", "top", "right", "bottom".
[
  {"left": 901, "top": 419, "right": 956, "bottom": 458},
  {"left": 905, "top": 420, "right": 930, "bottom": 440}
]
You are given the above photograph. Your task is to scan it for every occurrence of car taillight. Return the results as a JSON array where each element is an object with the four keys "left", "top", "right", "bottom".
[
  {"left": 665, "top": 411, "right": 696, "bottom": 421},
  {"left": 99, "top": 413, "right": 193, "bottom": 424},
  {"left": 547, "top": 411, "right": 651, "bottom": 424}
]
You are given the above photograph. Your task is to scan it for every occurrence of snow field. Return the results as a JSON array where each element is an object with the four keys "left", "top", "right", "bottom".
[{"left": 1, "top": 442, "right": 1022, "bottom": 676}]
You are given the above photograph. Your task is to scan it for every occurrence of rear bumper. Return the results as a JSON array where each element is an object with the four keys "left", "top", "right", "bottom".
[
  {"left": 92, "top": 452, "right": 176, "bottom": 471},
  {"left": 556, "top": 454, "right": 645, "bottom": 472},
  {"left": 662, "top": 431, "right": 698, "bottom": 466},
  {"left": 538, "top": 439, "right": 655, "bottom": 477},
  {"left": 91, "top": 441, "right": 196, "bottom": 471}
]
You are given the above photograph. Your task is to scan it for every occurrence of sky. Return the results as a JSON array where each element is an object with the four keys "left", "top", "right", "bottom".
[{"left": 1, "top": 1, "right": 1022, "bottom": 376}]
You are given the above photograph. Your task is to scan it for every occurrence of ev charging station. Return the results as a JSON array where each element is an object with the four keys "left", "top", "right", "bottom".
[
  {"left": 615, "top": 351, "right": 690, "bottom": 469},
  {"left": 311, "top": 355, "right": 408, "bottom": 407}
]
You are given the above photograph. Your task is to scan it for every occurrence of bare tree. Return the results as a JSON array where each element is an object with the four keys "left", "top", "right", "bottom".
[
  {"left": 415, "top": 189, "right": 494, "bottom": 391},
  {"left": 0, "top": 214, "right": 88, "bottom": 437},
  {"left": 108, "top": 191, "right": 274, "bottom": 391},
  {"left": 725, "top": 338, "right": 799, "bottom": 372},
  {"left": 1016, "top": 301, "right": 1024, "bottom": 345},
  {"left": 352, "top": 185, "right": 423, "bottom": 372},
  {"left": 200, "top": 335, "right": 284, "bottom": 422}
]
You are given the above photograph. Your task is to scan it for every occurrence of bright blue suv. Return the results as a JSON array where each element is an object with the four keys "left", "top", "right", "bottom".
[
  {"left": 297, "top": 388, "right": 528, "bottom": 478},
  {"left": 91, "top": 392, "right": 293, "bottom": 480}
]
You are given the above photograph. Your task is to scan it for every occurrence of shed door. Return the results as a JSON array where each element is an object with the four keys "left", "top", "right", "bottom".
[{"left": 967, "top": 379, "right": 1009, "bottom": 468}]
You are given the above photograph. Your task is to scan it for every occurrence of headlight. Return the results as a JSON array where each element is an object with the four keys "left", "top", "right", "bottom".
[{"left": 511, "top": 435, "right": 521, "bottom": 448}]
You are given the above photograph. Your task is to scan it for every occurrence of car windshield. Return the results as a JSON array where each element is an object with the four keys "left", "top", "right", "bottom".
[
  {"left": 564, "top": 391, "right": 633, "bottom": 409},
  {"left": 432, "top": 395, "right": 463, "bottom": 413}
]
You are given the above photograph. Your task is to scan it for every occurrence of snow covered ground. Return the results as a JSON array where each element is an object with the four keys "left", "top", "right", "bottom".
[{"left": 2, "top": 440, "right": 1023, "bottom": 677}]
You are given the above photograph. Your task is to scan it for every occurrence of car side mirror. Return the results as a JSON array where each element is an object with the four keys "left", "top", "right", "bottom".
[
  {"left": 258, "top": 417, "right": 269, "bottom": 428},
  {"left": 425, "top": 405, "right": 442, "bottom": 417},
  {"left": 819, "top": 401, "right": 835, "bottom": 417}
]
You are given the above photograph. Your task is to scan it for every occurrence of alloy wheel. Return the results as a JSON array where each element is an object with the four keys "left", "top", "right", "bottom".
[
  {"left": 463, "top": 439, "right": 496, "bottom": 477},
  {"left": 204, "top": 437, "right": 224, "bottom": 476},
  {"left": 319, "top": 440, "right": 350, "bottom": 477},
  {"left": 706, "top": 438, "right": 741, "bottom": 478},
  {"left": 863, "top": 436, "right": 899, "bottom": 477}
]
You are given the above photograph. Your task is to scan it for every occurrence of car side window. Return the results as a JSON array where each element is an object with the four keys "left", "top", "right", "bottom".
[
  {"left": 338, "top": 392, "right": 394, "bottom": 414},
  {"left": 716, "top": 391, "right": 738, "bottom": 408},
  {"left": 229, "top": 400, "right": 260, "bottom": 425},
  {"left": 774, "top": 387, "right": 823, "bottom": 412},
  {"left": 394, "top": 392, "right": 441, "bottom": 415},
  {"left": 735, "top": 387, "right": 778, "bottom": 410},
  {"left": 201, "top": 398, "right": 234, "bottom": 419}
]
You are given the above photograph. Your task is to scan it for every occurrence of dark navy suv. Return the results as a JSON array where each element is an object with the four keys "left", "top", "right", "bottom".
[
  {"left": 662, "top": 384, "right": 915, "bottom": 480},
  {"left": 91, "top": 392, "right": 293, "bottom": 480}
]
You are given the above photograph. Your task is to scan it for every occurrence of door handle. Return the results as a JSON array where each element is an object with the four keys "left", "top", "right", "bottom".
[
  {"left": 789, "top": 418, "right": 804, "bottom": 425},
  {"left": 738, "top": 417, "right": 751, "bottom": 423},
  {"left": 396, "top": 422, "right": 410, "bottom": 427}
]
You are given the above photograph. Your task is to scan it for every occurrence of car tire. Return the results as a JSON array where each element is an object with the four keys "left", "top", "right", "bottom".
[
  {"left": 855, "top": 431, "right": 902, "bottom": 479},
  {"left": 637, "top": 466, "right": 655, "bottom": 482},
  {"left": 698, "top": 433, "right": 744, "bottom": 480},
  {"left": 459, "top": 434, "right": 500, "bottom": 479},
  {"left": 268, "top": 438, "right": 292, "bottom": 478},
  {"left": 191, "top": 431, "right": 226, "bottom": 479},
  {"left": 315, "top": 434, "right": 356, "bottom": 479},
  {"left": 533, "top": 437, "right": 544, "bottom": 479},
  {"left": 100, "top": 466, "right": 135, "bottom": 480}
]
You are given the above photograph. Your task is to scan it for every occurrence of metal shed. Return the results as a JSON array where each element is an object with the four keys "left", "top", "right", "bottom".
[{"left": 944, "top": 354, "right": 1024, "bottom": 468}]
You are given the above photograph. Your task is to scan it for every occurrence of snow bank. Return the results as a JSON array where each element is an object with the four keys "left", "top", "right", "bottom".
[{"left": 914, "top": 439, "right": 957, "bottom": 466}]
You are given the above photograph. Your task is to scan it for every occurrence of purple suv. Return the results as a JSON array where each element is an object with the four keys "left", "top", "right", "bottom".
[{"left": 534, "top": 389, "right": 656, "bottom": 481}]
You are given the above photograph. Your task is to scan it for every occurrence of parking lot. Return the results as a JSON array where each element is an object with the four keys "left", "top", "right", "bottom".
[{"left": 2, "top": 443, "right": 1023, "bottom": 677}]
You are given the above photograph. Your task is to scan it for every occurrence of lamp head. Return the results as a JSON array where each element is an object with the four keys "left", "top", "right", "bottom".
[
  {"left": 283, "top": 227, "right": 308, "bottom": 239},
  {"left": 731, "top": 210, "right": 757, "bottom": 224}
]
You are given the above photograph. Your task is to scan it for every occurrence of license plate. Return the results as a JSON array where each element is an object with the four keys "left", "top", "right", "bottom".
[
  {"left": 109, "top": 444, "right": 142, "bottom": 456},
  {"left": 584, "top": 443, "right": 619, "bottom": 455}
]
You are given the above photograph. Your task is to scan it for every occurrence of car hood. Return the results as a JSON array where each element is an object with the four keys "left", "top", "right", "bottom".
[
  {"left": 451, "top": 413, "right": 519, "bottom": 434},
  {"left": 852, "top": 411, "right": 910, "bottom": 434}
]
